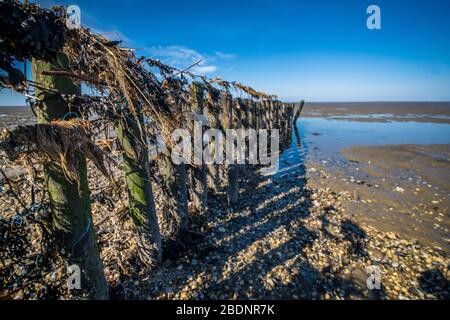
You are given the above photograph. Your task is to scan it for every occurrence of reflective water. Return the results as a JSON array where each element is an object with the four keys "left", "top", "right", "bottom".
[
  {"left": 277, "top": 117, "right": 450, "bottom": 176},
  {"left": 299, "top": 117, "right": 450, "bottom": 154},
  {"left": 324, "top": 114, "right": 450, "bottom": 121}
]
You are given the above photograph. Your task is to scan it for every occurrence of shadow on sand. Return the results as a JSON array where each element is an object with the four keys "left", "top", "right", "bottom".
[{"left": 139, "top": 123, "right": 387, "bottom": 300}]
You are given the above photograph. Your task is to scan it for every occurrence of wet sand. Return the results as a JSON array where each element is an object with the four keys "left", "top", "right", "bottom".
[
  {"left": 306, "top": 144, "right": 450, "bottom": 252},
  {"left": 296, "top": 102, "right": 450, "bottom": 254}
]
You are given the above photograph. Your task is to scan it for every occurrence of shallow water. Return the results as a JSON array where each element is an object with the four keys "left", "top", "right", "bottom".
[
  {"left": 294, "top": 117, "right": 450, "bottom": 164},
  {"left": 324, "top": 113, "right": 450, "bottom": 121}
]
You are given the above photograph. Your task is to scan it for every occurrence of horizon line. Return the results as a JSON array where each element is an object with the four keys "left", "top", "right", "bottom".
[{"left": 1, "top": 101, "right": 450, "bottom": 108}]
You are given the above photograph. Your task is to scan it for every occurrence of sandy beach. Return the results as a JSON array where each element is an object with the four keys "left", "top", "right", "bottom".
[
  {"left": 307, "top": 144, "right": 450, "bottom": 252},
  {"left": 299, "top": 103, "right": 450, "bottom": 252},
  {"left": 1, "top": 103, "right": 449, "bottom": 300}
]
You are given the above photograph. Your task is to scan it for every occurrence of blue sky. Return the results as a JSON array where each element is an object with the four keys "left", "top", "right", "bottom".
[{"left": 1, "top": 0, "right": 450, "bottom": 105}]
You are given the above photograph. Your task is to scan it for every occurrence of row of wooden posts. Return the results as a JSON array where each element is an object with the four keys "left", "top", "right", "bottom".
[{"left": 30, "top": 54, "right": 304, "bottom": 299}]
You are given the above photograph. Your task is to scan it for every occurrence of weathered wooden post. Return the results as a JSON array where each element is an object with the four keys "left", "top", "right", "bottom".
[
  {"left": 254, "top": 100, "right": 260, "bottom": 131},
  {"left": 32, "top": 55, "right": 109, "bottom": 299},
  {"left": 298, "top": 99, "right": 305, "bottom": 117},
  {"left": 265, "top": 100, "right": 272, "bottom": 156},
  {"left": 220, "top": 92, "right": 239, "bottom": 205},
  {"left": 280, "top": 101, "right": 289, "bottom": 149},
  {"left": 256, "top": 100, "right": 261, "bottom": 130},
  {"left": 204, "top": 88, "right": 222, "bottom": 193},
  {"left": 245, "top": 98, "right": 253, "bottom": 131},
  {"left": 284, "top": 103, "right": 291, "bottom": 132},
  {"left": 281, "top": 101, "right": 287, "bottom": 132},
  {"left": 293, "top": 100, "right": 305, "bottom": 147},
  {"left": 268, "top": 99, "right": 274, "bottom": 130},
  {"left": 273, "top": 99, "right": 279, "bottom": 130},
  {"left": 258, "top": 101, "right": 264, "bottom": 130},
  {"left": 241, "top": 99, "right": 250, "bottom": 174},
  {"left": 189, "top": 82, "right": 208, "bottom": 212},
  {"left": 235, "top": 98, "right": 249, "bottom": 175},
  {"left": 116, "top": 100, "right": 162, "bottom": 269},
  {"left": 261, "top": 100, "right": 267, "bottom": 129},
  {"left": 158, "top": 149, "right": 189, "bottom": 236},
  {"left": 286, "top": 103, "right": 293, "bottom": 147}
]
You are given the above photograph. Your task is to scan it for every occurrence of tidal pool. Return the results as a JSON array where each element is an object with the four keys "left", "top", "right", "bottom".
[{"left": 294, "top": 117, "right": 450, "bottom": 165}]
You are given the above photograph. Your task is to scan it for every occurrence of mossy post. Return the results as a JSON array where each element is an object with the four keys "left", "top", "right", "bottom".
[
  {"left": 116, "top": 100, "right": 162, "bottom": 268},
  {"left": 189, "top": 82, "right": 208, "bottom": 212},
  {"left": 32, "top": 55, "right": 109, "bottom": 299}
]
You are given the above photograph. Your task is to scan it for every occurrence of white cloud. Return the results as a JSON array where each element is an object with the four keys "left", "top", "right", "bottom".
[
  {"left": 148, "top": 45, "right": 215, "bottom": 75},
  {"left": 214, "top": 51, "right": 237, "bottom": 60},
  {"left": 193, "top": 65, "right": 217, "bottom": 73},
  {"left": 150, "top": 45, "right": 203, "bottom": 65},
  {"left": 148, "top": 45, "right": 234, "bottom": 75}
]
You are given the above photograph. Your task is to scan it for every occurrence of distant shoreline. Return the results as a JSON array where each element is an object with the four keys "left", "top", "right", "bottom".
[{"left": 2, "top": 101, "right": 450, "bottom": 108}]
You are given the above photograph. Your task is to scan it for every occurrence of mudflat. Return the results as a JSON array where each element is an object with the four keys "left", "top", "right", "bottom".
[
  {"left": 302, "top": 102, "right": 450, "bottom": 123},
  {"left": 298, "top": 102, "right": 450, "bottom": 253},
  {"left": 307, "top": 144, "right": 449, "bottom": 252}
]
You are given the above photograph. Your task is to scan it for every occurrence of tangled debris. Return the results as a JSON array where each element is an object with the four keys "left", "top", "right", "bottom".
[
  {"left": 0, "top": 119, "right": 111, "bottom": 184},
  {"left": 0, "top": 0, "right": 65, "bottom": 88}
]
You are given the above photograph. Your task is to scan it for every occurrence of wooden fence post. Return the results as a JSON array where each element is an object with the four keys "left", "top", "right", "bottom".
[
  {"left": 256, "top": 100, "right": 261, "bottom": 130},
  {"left": 293, "top": 100, "right": 305, "bottom": 147},
  {"left": 32, "top": 55, "right": 109, "bottom": 299},
  {"left": 158, "top": 151, "right": 189, "bottom": 236},
  {"left": 116, "top": 101, "right": 162, "bottom": 269},
  {"left": 268, "top": 99, "right": 275, "bottom": 130},
  {"left": 274, "top": 99, "right": 279, "bottom": 130},
  {"left": 298, "top": 99, "right": 305, "bottom": 117},
  {"left": 220, "top": 93, "right": 239, "bottom": 205},
  {"left": 204, "top": 89, "right": 222, "bottom": 193},
  {"left": 189, "top": 82, "right": 208, "bottom": 212},
  {"left": 262, "top": 100, "right": 268, "bottom": 129}
]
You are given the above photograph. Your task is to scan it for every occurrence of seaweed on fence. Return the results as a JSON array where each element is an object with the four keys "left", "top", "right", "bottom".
[
  {"left": 0, "top": 0, "right": 286, "bottom": 299},
  {"left": 0, "top": 119, "right": 111, "bottom": 184}
]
